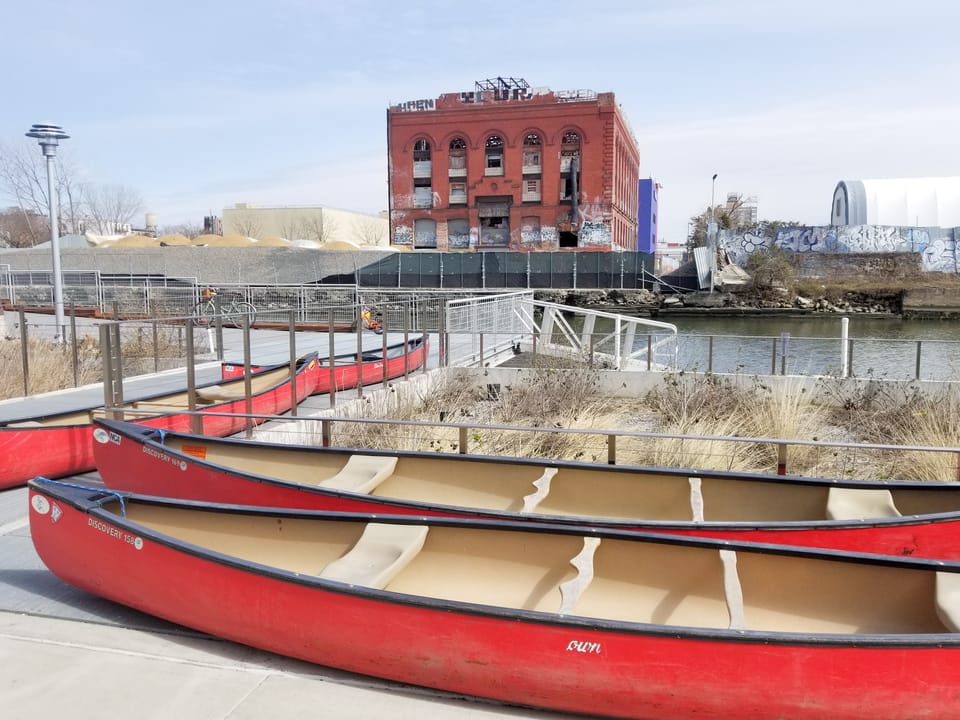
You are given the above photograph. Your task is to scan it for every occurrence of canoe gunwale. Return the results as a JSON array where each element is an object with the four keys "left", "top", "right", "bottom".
[
  {"left": 29, "top": 477, "right": 960, "bottom": 649},
  {"left": 95, "top": 417, "right": 960, "bottom": 534}
]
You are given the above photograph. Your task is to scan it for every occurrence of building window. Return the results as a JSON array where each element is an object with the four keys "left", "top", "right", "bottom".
[
  {"left": 413, "top": 138, "right": 432, "bottom": 180},
  {"left": 521, "top": 216, "right": 541, "bottom": 245},
  {"left": 413, "top": 186, "right": 433, "bottom": 208},
  {"left": 449, "top": 182, "right": 467, "bottom": 205},
  {"left": 522, "top": 133, "right": 542, "bottom": 174},
  {"left": 414, "top": 218, "right": 437, "bottom": 248},
  {"left": 522, "top": 178, "right": 541, "bottom": 203},
  {"left": 477, "top": 197, "right": 511, "bottom": 247},
  {"left": 560, "top": 130, "right": 581, "bottom": 202},
  {"left": 447, "top": 218, "right": 470, "bottom": 249},
  {"left": 485, "top": 135, "right": 504, "bottom": 176},
  {"left": 448, "top": 137, "right": 467, "bottom": 178}
]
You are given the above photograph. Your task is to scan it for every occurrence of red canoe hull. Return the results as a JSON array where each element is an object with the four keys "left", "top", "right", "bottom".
[
  {"left": 221, "top": 335, "right": 428, "bottom": 393},
  {"left": 93, "top": 419, "right": 960, "bottom": 560},
  {"left": 27, "top": 482, "right": 960, "bottom": 720},
  {"left": 0, "top": 357, "right": 319, "bottom": 490}
]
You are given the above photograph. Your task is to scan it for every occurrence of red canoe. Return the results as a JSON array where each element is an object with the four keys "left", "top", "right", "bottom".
[
  {"left": 28, "top": 477, "right": 960, "bottom": 720},
  {"left": 220, "top": 334, "right": 428, "bottom": 393},
  {"left": 93, "top": 417, "right": 960, "bottom": 559},
  {"left": 0, "top": 354, "right": 319, "bottom": 490}
]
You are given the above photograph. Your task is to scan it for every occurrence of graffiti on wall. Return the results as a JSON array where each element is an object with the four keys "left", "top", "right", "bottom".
[
  {"left": 579, "top": 222, "right": 611, "bottom": 247},
  {"left": 541, "top": 227, "right": 559, "bottom": 249},
  {"left": 393, "top": 226, "right": 413, "bottom": 245},
  {"left": 722, "top": 225, "right": 960, "bottom": 273}
]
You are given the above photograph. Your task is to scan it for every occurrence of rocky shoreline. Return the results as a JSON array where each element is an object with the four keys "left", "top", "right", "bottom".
[{"left": 535, "top": 289, "right": 902, "bottom": 318}]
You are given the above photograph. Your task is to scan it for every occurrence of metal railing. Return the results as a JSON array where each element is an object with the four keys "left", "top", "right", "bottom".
[{"left": 243, "top": 412, "right": 960, "bottom": 482}]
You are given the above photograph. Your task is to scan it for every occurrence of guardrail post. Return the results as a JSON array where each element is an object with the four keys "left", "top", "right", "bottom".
[
  {"left": 321, "top": 418, "right": 332, "bottom": 448},
  {"left": 328, "top": 308, "right": 337, "bottom": 408},
  {"left": 607, "top": 433, "right": 616, "bottom": 465},
  {"left": 915, "top": 341, "right": 922, "bottom": 380},
  {"left": 459, "top": 425, "right": 468, "bottom": 454},
  {"left": 647, "top": 334, "right": 653, "bottom": 371},
  {"left": 288, "top": 309, "right": 298, "bottom": 417},
  {"left": 707, "top": 335, "right": 713, "bottom": 373},
  {"left": 70, "top": 306, "right": 80, "bottom": 386},
  {"left": 770, "top": 337, "right": 778, "bottom": 375},
  {"left": 18, "top": 309, "right": 28, "bottom": 396},
  {"left": 777, "top": 442, "right": 788, "bottom": 475}
]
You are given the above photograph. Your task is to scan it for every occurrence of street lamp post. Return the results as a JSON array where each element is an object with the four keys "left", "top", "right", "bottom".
[
  {"left": 709, "top": 173, "right": 718, "bottom": 292},
  {"left": 25, "top": 123, "right": 70, "bottom": 343}
]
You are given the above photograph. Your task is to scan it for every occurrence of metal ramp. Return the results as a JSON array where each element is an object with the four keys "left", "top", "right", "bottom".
[{"left": 444, "top": 292, "right": 678, "bottom": 371}]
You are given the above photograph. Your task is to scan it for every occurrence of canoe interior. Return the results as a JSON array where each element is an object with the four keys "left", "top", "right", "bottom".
[
  {"left": 112, "top": 502, "right": 952, "bottom": 636},
  {"left": 2, "top": 366, "right": 295, "bottom": 429},
  {"left": 157, "top": 434, "right": 960, "bottom": 522}
]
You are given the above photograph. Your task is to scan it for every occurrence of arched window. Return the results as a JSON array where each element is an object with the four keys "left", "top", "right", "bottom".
[
  {"left": 413, "top": 138, "right": 431, "bottom": 161},
  {"left": 448, "top": 136, "right": 467, "bottom": 177},
  {"left": 485, "top": 134, "right": 504, "bottom": 176},
  {"left": 560, "top": 130, "right": 581, "bottom": 202},
  {"left": 412, "top": 138, "right": 432, "bottom": 205},
  {"left": 522, "top": 133, "right": 542, "bottom": 173}
]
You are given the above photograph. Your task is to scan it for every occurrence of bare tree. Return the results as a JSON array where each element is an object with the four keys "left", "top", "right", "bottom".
[
  {"left": 0, "top": 141, "right": 86, "bottom": 243},
  {"left": 84, "top": 184, "right": 143, "bottom": 235},
  {"left": 355, "top": 217, "right": 387, "bottom": 246},
  {"left": 232, "top": 211, "right": 263, "bottom": 239},
  {"left": 301, "top": 209, "right": 336, "bottom": 244},
  {"left": 158, "top": 222, "right": 203, "bottom": 239},
  {"left": 277, "top": 217, "right": 306, "bottom": 242},
  {"left": 0, "top": 206, "right": 48, "bottom": 248}
]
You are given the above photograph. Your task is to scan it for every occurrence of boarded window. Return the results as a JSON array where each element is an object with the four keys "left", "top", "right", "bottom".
[
  {"left": 414, "top": 218, "right": 437, "bottom": 248},
  {"left": 447, "top": 218, "right": 470, "bottom": 249}
]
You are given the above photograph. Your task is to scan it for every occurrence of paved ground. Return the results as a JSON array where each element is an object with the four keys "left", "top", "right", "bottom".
[{"left": 0, "top": 325, "right": 571, "bottom": 719}]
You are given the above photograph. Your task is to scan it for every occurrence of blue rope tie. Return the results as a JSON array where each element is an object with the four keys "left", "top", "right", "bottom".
[{"left": 34, "top": 476, "right": 127, "bottom": 517}]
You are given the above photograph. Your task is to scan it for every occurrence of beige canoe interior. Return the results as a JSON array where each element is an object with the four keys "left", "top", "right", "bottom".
[
  {"left": 2, "top": 366, "right": 297, "bottom": 429},
  {"left": 117, "top": 503, "right": 955, "bottom": 636},
  {"left": 155, "top": 436, "right": 960, "bottom": 522}
]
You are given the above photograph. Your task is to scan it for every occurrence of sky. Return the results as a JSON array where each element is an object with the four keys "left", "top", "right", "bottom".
[{"left": 3, "top": 0, "right": 959, "bottom": 243}]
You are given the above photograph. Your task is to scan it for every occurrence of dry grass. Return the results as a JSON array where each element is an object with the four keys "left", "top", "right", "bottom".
[{"left": 0, "top": 328, "right": 196, "bottom": 400}]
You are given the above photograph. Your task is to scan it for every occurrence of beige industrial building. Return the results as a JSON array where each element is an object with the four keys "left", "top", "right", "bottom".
[{"left": 221, "top": 203, "right": 390, "bottom": 248}]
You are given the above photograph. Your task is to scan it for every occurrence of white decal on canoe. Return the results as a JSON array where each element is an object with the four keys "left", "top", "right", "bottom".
[
  {"left": 566, "top": 640, "right": 602, "bottom": 654},
  {"left": 31, "top": 495, "right": 50, "bottom": 515},
  {"left": 92, "top": 427, "right": 110, "bottom": 445},
  {"left": 87, "top": 516, "right": 142, "bottom": 549},
  {"left": 51, "top": 504, "right": 62, "bottom": 523},
  {"left": 142, "top": 444, "right": 186, "bottom": 471}
]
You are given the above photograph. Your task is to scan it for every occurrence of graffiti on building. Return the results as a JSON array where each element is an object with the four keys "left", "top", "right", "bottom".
[
  {"left": 393, "top": 226, "right": 413, "bottom": 245},
  {"left": 393, "top": 99, "right": 435, "bottom": 112},
  {"left": 722, "top": 225, "right": 960, "bottom": 273},
  {"left": 540, "top": 227, "right": 559, "bottom": 249},
  {"left": 579, "top": 222, "right": 611, "bottom": 247},
  {"left": 448, "top": 228, "right": 471, "bottom": 249}
]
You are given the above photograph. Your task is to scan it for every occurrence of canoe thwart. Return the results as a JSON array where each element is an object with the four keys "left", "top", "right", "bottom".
[
  {"left": 521, "top": 468, "right": 558, "bottom": 513},
  {"left": 319, "top": 522, "right": 428, "bottom": 589},
  {"left": 689, "top": 477, "right": 704, "bottom": 522},
  {"left": 318, "top": 455, "right": 398, "bottom": 494},
  {"left": 826, "top": 487, "right": 902, "bottom": 521},
  {"left": 558, "top": 536, "right": 601, "bottom": 615},
  {"left": 720, "top": 549, "right": 746, "bottom": 630}
]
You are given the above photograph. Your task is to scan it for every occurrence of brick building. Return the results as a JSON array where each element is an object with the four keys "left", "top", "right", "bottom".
[{"left": 387, "top": 78, "right": 640, "bottom": 252}]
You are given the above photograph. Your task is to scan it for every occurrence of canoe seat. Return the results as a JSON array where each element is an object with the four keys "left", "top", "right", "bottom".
[
  {"left": 318, "top": 455, "right": 397, "bottom": 494},
  {"left": 521, "top": 468, "right": 558, "bottom": 513},
  {"left": 689, "top": 477, "right": 704, "bottom": 522},
  {"left": 826, "top": 487, "right": 901, "bottom": 520},
  {"left": 558, "top": 537, "right": 601, "bottom": 615},
  {"left": 195, "top": 385, "right": 247, "bottom": 403},
  {"left": 319, "top": 522, "right": 428, "bottom": 590},
  {"left": 720, "top": 549, "right": 746, "bottom": 630},
  {"left": 935, "top": 572, "right": 960, "bottom": 632}
]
